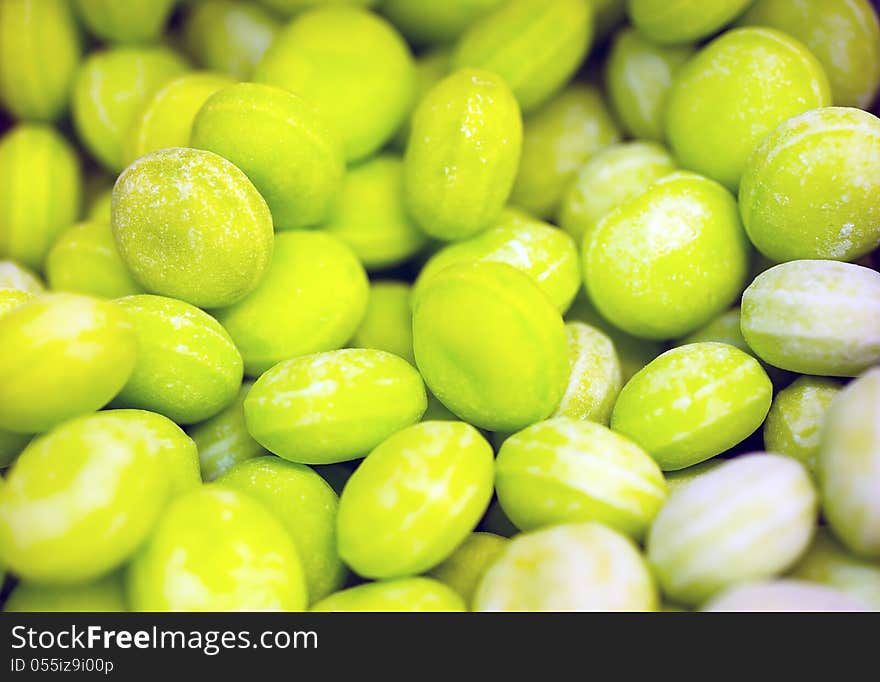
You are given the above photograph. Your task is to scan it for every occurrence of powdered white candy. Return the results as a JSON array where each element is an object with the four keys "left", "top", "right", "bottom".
[
  {"left": 819, "top": 368, "right": 880, "bottom": 558},
  {"left": 552, "top": 323, "right": 622, "bottom": 424},
  {"left": 647, "top": 453, "right": 818, "bottom": 606},
  {"left": 474, "top": 522, "right": 658, "bottom": 612},
  {"left": 741, "top": 260, "right": 880, "bottom": 377},
  {"left": 702, "top": 580, "right": 869, "bottom": 612}
]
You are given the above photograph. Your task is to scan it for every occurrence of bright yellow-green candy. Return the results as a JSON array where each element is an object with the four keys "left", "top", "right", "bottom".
[
  {"left": 559, "top": 141, "right": 676, "bottom": 245},
  {"left": 322, "top": 155, "right": 426, "bottom": 269},
  {"left": 0, "top": 260, "right": 43, "bottom": 293},
  {"left": 428, "top": 532, "right": 508, "bottom": 608},
  {"left": 510, "top": 85, "right": 621, "bottom": 220},
  {"left": 111, "top": 295, "right": 243, "bottom": 424},
  {"left": 351, "top": 281, "right": 414, "bottom": 365},
  {"left": 192, "top": 82, "right": 345, "bottom": 231},
  {"left": 739, "top": 107, "right": 880, "bottom": 262},
  {"left": 245, "top": 349, "right": 427, "bottom": 464},
  {"left": 819, "top": 369, "right": 880, "bottom": 558},
  {"left": 390, "top": 47, "right": 451, "bottom": 152},
  {"left": 741, "top": 260, "right": 880, "bottom": 377},
  {"left": 0, "top": 294, "right": 137, "bottom": 434},
  {"left": 72, "top": 47, "right": 188, "bottom": 172},
  {"left": 258, "top": 0, "right": 379, "bottom": 17},
  {"left": 0, "top": 411, "right": 172, "bottom": 584},
  {"left": 404, "top": 69, "right": 522, "bottom": 242},
  {"left": 414, "top": 209, "right": 580, "bottom": 313},
  {"left": 628, "top": 0, "right": 753, "bottom": 44},
  {"left": 218, "top": 456, "right": 346, "bottom": 603},
  {"left": 738, "top": 0, "right": 880, "bottom": 108},
  {"left": 255, "top": 7, "right": 414, "bottom": 162},
  {"left": 183, "top": 0, "right": 279, "bottom": 79},
  {"left": 764, "top": 377, "right": 842, "bottom": 474},
  {"left": 553, "top": 322, "right": 622, "bottom": 424},
  {"left": 612, "top": 343, "right": 772, "bottom": 471},
  {"left": 74, "top": 0, "right": 177, "bottom": 44},
  {"left": 413, "top": 262, "right": 569, "bottom": 432},
  {"left": 453, "top": 0, "right": 593, "bottom": 113},
  {"left": 87, "top": 188, "right": 113, "bottom": 224},
  {"left": 648, "top": 454, "right": 818, "bottom": 606},
  {"left": 0, "top": 0, "right": 81, "bottom": 121},
  {"left": 584, "top": 172, "right": 749, "bottom": 340},
  {"left": 702, "top": 579, "right": 868, "bottom": 612},
  {"left": 0, "top": 288, "right": 33, "bottom": 467},
  {"left": 381, "top": 0, "right": 504, "bottom": 46},
  {"left": 475, "top": 522, "right": 658, "bottom": 612},
  {"left": 0, "top": 125, "right": 82, "bottom": 270},
  {"left": 663, "top": 459, "right": 724, "bottom": 496},
  {"left": 127, "top": 486, "right": 307, "bottom": 611},
  {"left": 605, "top": 28, "right": 693, "bottom": 142},
  {"left": 45, "top": 222, "right": 144, "bottom": 299},
  {"left": 337, "top": 421, "right": 494, "bottom": 578},
  {"left": 666, "top": 28, "right": 831, "bottom": 191},
  {"left": 5, "top": 574, "right": 128, "bottom": 613},
  {"left": 214, "top": 231, "right": 368, "bottom": 376},
  {"left": 680, "top": 307, "right": 751, "bottom": 355},
  {"left": 311, "top": 577, "right": 466, "bottom": 612},
  {"left": 112, "top": 147, "right": 273, "bottom": 308},
  {"left": 0, "top": 287, "right": 31, "bottom": 317},
  {"left": 125, "top": 72, "right": 235, "bottom": 166}
]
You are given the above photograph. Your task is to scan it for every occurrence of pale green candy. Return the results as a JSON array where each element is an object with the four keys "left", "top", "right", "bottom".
[
  {"left": 647, "top": 454, "right": 817, "bottom": 606},
  {"left": 628, "top": 0, "right": 753, "bottom": 44},
  {"left": 680, "top": 308, "right": 751, "bottom": 355},
  {"left": 584, "top": 173, "right": 749, "bottom": 340},
  {"left": 350, "top": 281, "right": 414, "bottom": 365},
  {"left": 5, "top": 574, "right": 127, "bottom": 612},
  {"left": 611, "top": 343, "right": 772, "bottom": 471},
  {"left": 0, "top": 411, "right": 172, "bottom": 583},
  {"left": 254, "top": 7, "right": 414, "bottom": 162},
  {"left": 559, "top": 142, "right": 676, "bottom": 245},
  {"left": 0, "top": 125, "right": 82, "bottom": 270},
  {"left": 214, "top": 231, "right": 368, "bottom": 376},
  {"left": 111, "top": 295, "right": 243, "bottom": 425},
  {"left": 764, "top": 377, "right": 842, "bottom": 473},
  {"left": 322, "top": 155, "right": 426, "bottom": 269},
  {"left": 112, "top": 147, "right": 274, "bottom": 308},
  {"left": 337, "top": 421, "right": 494, "bottom": 578},
  {"left": 404, "top": 69, "right": 522, "bottom": 241},
  {"left": 125, "top": 72, "right": 236, "bottom": 166},
  {"left": 663, "top": 459, "right": 724, "bottom": 496},
  {"left": 0, "top": 0, "right": 81, "bottom": 121},
  {"left": 510, "top": 85, "right": 621, "bottom": 220},
  {"left": 428, "top": 532, "right": 508, "bottom": 608},
  {"left": 739, "top": 107, "right": 880, "bottom": 262},
  {"left": 45, "top": 222, "right": 144, "bottom": 299},
  {"left": 0, "top": 260, "right": 43, "bottom": 293},
  {"left": 740, "top": 260, "right": 880, "bottom": 377},
  {"left": 702, "top": 580, "right": 868, "bottom": 612},
  {"left": 192, "top": 82, "right": 345, "bottom": 231},
  {"left": 496, "top": 418, "right": 665, "bottom": 538},
  {"left": 72, "top": 47, "right": 188, "bottom": 172},
  {"left": 87, "top": 188, "right": 113, "bottom": 224},
  {"left": 412, "top": 262, "right": 569, "bottom": 432},
  {"left": 74, "top": 0, "right": 177, "bottom": 44},
  {"left": 390, "top": 47, "right": 451, "bottom": 151},
  {"left": 413, "top": 209, "right": 580, "bottom": 313},
  {"left": 666, "top": 28, "right": 831, "bottom": 191},
  {"left": 553, "top": 323, "right": 622, "bottom": 425},
  {"left": 474, "top": 522, "right": 658, "bottom": 612},
  {"left": 819, "top": 369, "right": 880, "bottom": 557},
  {"left": 183, "top": 0, "right": 279, "bottom": 79},
  {"left": 128, "top": 486, "right": 307, "bottom": 611},
  {"left": 0, "top": 294, "right": 137, "bottom": 434},
  {"left": 453, "top": 0, "right": 594, "bottom": 113},
  {"left": 311, "top": 577, "right": 466, "bottom": 613},
  {"left": 258, "top": 0, "right": 379, "bottom": 17},
  {"left": 218, "top": 456, "right": 346, "bottom": 603},
  {"left": 245, "top": 349, "right": 426, "bottom": 464},
  {"left": 382, "top": 0, "right": 504, "bottom": 46},
  {"left": 605, "top": 28, "right": 694, "bottom": 142}
]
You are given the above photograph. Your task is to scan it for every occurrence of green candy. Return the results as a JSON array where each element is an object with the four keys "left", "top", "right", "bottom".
[
  {"left": 311, "top": 577, "right": 466, "bottom": 612},
  {"left": 0, "top": 260, "right": 43, "bottom": 293},
  {"left": 422, "top": 391, "right": 460, "bottom": 423},
  {"left": 0, "top": 0, "right": 81, "bottom": 121},
  {"left": 428, "top": 532, "right": 508, "bottom": 608},
  {"left": 453, "top": 0, "right": 593, "bottom": 113},
  {"left": 680, "top": 307, "right": 751, "bottom": 355},
  {"left": 0, "top": 287, "right": 33, "bottom": 467},
  {"left": 0, "top": 287, "right": 31, "bottom": 317},
  {"left": 258, "top": 0, "right": 379, "bottom": 17},
  {"left": 553, "top": 322, "right": 622, "bottom": 425},
  {"left": 74, "top": 0, "right": 177, "bottom": 44},
  {"left": 350, "top": 281, "right": 415, "bottom": 365},
  {"left": 245, "top": 349, "right": 427, "bottom": 464},
  {"left": 739, "top": 107, "right": 880, "bottom": 262},
  {"left": 390, "top": 47, "right": 451, "bottom": 152},
  {"left": 0, "top": 294, "right": 137, "bottom": 434},
  {"left": 584, "top": 172, "right": 749, "bottom": 340},
  {"left": 404, "top": 69, "right": 522, "bottom": 241},
  {"left": 511, "top": 84, "right": 621, "bottom": 219},
  {"left": 214, "top": 231, "right": 368, "bottom": 376},
  {"left": 474, "top": 522, "right": 658, "bottom": 612},
  {"left": 337, "top": 421, "right": 494, "bottom": 578},
  {"left": 111, "top": 295, "right": 243, "bottom": 425},
  {"left": 5, "top": 574, "right": 127, "bottom": 613},
  {"left": 666, "top": 28, "right": 831, "bottom": 191},
  {"left": 663, "top": 459, "right": 724, "bottom": 496},
  {"left": 412, "top": 262, "right": 569, "bottom": 432},
  {"left": 381, "top": 0, "right": 504, "bottom": 46},
  {"left": 628, "top": 0, "right": 753, "bottom": 45},
  {"left": 128, "top": 486, "right": 307, "bottom": 611},
  {"left": 112, "top": 147, "right": 274, "bottom": 308},
  {"left": 611, "top": 343, "right": 772, "bottom": 471},
  {"left": 702, "top": 580, "right": 867, "bottom": 612},
  {"left": 218, "top": 456, "right": 346, "bottom": 603},
  {"left": 87, "top": 189, "right": 113, "bottom": 225},
  {"left": 740, "top": 260, "right": 880, "bottom": 377},
  {"left": 0, "top": 125, "right": 82, "bottom": 270}
]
